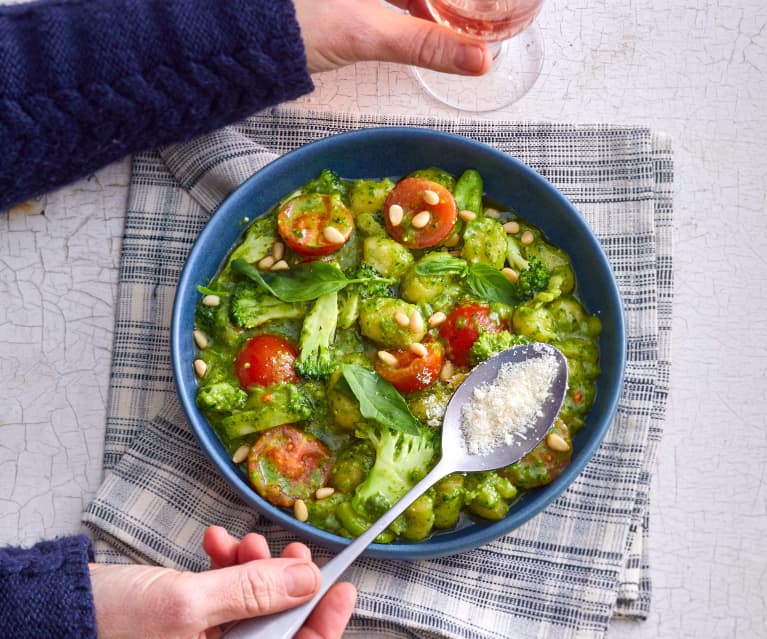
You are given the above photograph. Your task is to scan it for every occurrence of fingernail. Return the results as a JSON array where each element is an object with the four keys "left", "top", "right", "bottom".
[
  {"left": 284, "top": 563, "right": 319, "bottom": 597},
  {"left": 455, "top": 44, "right": 485, "bottom": 73}
]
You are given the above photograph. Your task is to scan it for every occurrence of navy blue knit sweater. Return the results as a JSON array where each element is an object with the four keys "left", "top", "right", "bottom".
[
  {"left": 0, "top": 0, "right": 314, "bottom": 210},
  {"left": 0, "top": 535, "right": 96, "bottom": 638}
]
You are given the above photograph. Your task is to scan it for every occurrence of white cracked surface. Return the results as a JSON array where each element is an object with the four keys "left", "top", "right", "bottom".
[{"left": 1, "top": 1, "right": 766, "bottom": 636}]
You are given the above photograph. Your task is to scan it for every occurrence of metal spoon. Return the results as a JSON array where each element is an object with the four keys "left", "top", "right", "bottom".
[{"left": 223, "top": 342, "right": 568, "bottom": 639}]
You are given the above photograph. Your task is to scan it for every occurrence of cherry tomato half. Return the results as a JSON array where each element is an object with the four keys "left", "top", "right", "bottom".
[
  {"left": 277, "top": 193, "right": 354, "bottom": 256},
  {"left": 439, "top": 304, "right": 504, "bottom": 367},
  {"left": 248, "top": 424, "right": 332, "bottom": 507},
  {"left": 235, "top": 334, "right": 299, "bottom": 389},
  {"left": 383, "top": 177, "right": 457, "bottom": 249},
  {"left": 375, "top": 342, "right": 444, "bottom": 393}
]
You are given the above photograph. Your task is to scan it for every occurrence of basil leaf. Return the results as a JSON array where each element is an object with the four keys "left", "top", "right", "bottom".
[
  {"left": 466, "top": 263, "right": 517, "bottom": 304},
  {"left": 269, "top": 262, "right": 350, "bottom": 302},
  {"left": 414, "top": 255, "right": 469, "bottom": 277},
  {"left": 231, "top": 259, "right": 279, "bottom": 297},
  {"left": 232, "top": 259, "right": 350, "bottom": 303},
  {"left": 340, "top": 364, "right": 422, "bottom": 436}
]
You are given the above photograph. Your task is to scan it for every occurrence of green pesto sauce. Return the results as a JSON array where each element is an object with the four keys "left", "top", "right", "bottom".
[{"left": 194, "top": 169, "right": 602, "bottom": 543}]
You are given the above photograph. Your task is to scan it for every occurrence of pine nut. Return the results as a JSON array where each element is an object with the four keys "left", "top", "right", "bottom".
[
  {"left": 459, "top": 209, "right": 476, "bottom": 222},
  {"left": 388, "top": 204, "right": 404, "bottom": 226},
  {"left": 272, "top": 241, "right": 285, "bottom": 261},
  {"left": 315, "top": 487, "right": 335, "bottom": 500},
  {"left": 503, "top": 221, "right": 520, "bottom": 234},
  {"left": 439, "top": 360, "right": 454, "bottom": 382},
  {"left": 502, "top": 267, "right": 519, "bottom": 283},
  {"left": 428, "top": 311, "right": 447, "bottom": 328},
  {"left": 484, "top": 207, "right": 501, "bottom": 219},
  {"left": 323, "top": 226, "right": 346, "bottom": 244},
  {"left": 258, "top": 255, "right": 275, "bottom": 270},
  {"left": 293, "top": 499, "right": 309, "bottom": 522},
  {"left": 394, "top": 311, "right": 410, "bottom": 328},
  {"left": 422, "top": 189, "right": 440, "bottom": 205},
  {"left": 520, "top": 230, "right": 535, "bottom": 245},
  {"left": 193, "top": 359, "right": 207, "bottom": 378},
  {"left": 232, "top": 445, "right": 250, "bottom": 464},
  {"left": 193, "top": 329, "right": 209, "bottom": 349},
  {"left": 202, "top": 294, "right": 220, "bottom": 307},
  {"left": 409, "top": 311, "right": 424, "bottom": 333},
  {"left": 410, "top": 342, "right": 428, "bottom": 357},
  {"left": 546, "top": 432, "right": 570, "bottom": 452},
  {"left": 411, "top": 210, "right": 431, "bottom": 229},
  {"left": 270, "top": 259, "right": 290, "bottom": 271},
  {"left": 377, "top": 350, "right": 398, "bottom": 367}
]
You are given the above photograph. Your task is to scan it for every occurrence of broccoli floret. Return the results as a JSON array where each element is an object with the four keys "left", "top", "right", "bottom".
[
  {"left": 351, "top": 423, "right": 439, "bottom": 520},
  {"left": 351, "top": 264, "right": 394, "bottom": 299},
  {"left": 294, "top": 291, "right": 338, "bottom": 379},
  {"left": 197, "top": 382, "right": 248, "bottom": 412},
  {"left": 469, "top": 330, "right": 534, "bottom": 366},
  {"left": 229, "top": 282, "right": 306, "bottom": 328},
  {"left": 513, "top": 256, "right": 550, "bottom": 302},
  {"left": 303, "top": 169, "right": 347, "bottom": 197},
  {"left": 338, "top": 264, "right": 394, "bottom": 329}
]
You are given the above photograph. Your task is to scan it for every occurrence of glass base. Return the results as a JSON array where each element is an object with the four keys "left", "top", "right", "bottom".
[{"left": 411, "top": 23, "right": 544, "bottom": 112}]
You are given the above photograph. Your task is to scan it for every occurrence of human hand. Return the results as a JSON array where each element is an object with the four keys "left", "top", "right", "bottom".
[
  {"left": 89, "top": 526, "right": 356, "bottom": 639},
  {"left": 293, "top": 0, "right": 492, "bottom": 75}
]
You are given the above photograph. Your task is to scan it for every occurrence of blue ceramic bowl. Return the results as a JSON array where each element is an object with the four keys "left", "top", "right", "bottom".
[{"left": 171, "top": 127, "right": 626, "bottom": 560}]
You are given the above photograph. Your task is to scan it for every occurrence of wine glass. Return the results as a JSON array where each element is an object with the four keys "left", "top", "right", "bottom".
[{"left": 412, "top": 0, "right": 545, "bottom": 112}]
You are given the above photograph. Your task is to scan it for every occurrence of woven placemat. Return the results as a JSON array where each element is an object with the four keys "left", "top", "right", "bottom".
[{"left": 83, "top": 106, "right": 672, "bottom": 638}]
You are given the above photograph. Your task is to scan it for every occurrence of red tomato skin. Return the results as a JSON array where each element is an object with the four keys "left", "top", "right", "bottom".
[
  {"left": 439, "top": 304, "right": 504, "bottom": 367},
  {"left": 375, "top": 342, "right": 444, "bottom": 393},
  {"left": 277, "top": 193, "right": 354, "bottom": 256},
  {"left": 248, "top": 425, "right": 332, "bottom": 507},
  {"left": 235, "top": 334, "right": 300, "bottom": 389},
  {"left": 383, "top": 177, "right": 457, "bottom": 249}
]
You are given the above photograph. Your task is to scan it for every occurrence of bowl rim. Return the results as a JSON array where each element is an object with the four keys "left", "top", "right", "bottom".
[{"left": 171, "top": 126, "right": 627, "bottom": 560}]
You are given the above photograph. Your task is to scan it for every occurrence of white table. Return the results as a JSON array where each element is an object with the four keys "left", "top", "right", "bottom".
[{"left": 1, "top": 1, "right": 765, "bottom": 636}]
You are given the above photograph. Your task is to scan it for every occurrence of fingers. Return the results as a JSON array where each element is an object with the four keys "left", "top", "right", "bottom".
[
  {"left": 293, "top": 0, "right": 491, "bottom": 76},
  {"left": 373, "top": 10, "right": 491, "bottom": 74},
  {"left": 295, "top": 582, "right": 358, "bottom": 639},
  {"left": 194, "top": 557, "right": 322, "bottom": 628},
  {"left": 281, "top": 541, "right": 313, "bottom": 561},
  {"left": 203, "top": 526, "right": 271, "bottom": 568}
]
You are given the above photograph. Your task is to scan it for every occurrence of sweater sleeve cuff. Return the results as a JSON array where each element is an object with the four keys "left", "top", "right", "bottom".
[{"left": 0, "top": 535, "right": 96, "bottom": 639}]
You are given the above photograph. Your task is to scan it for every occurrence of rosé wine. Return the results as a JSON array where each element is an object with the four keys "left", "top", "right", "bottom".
[{"left": 424, "top": 0, "right": 544, "bottom": 42}]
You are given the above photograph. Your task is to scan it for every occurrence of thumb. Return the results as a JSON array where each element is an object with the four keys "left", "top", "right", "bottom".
[{"left": 190, "top": 557, "right": 321, "bottom": 628}]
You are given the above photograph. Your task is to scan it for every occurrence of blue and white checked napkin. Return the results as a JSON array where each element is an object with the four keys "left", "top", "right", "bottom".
[{"left": 82, "top": 107, "right": 672, "bottom": 638}]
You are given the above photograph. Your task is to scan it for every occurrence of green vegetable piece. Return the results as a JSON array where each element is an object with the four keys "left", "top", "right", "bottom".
[
  {"left": 351, "top": 422, "right": 438, "bottom": 520},
  {"left": 223, "top": 217, "right": 278, "bottom": 280},
  {"left": 220, "top": 384, "right": 312, "bottom": 439},
  {"left": 468, "top": 330, "right": 534, "bottom": 366},
  {"left": 461, "top": 217, "right": 507, "bottom": 268},
  {"left": 229, "top": 282, "right": 306, "bottom": 328},
  {"left": 453, "top": 169, "right": 483, "bottom": 215},
  {"left": 362, "top": 236, "right": 414, "bottom": 279},
  {"left": 295, "top": 291, "right": 339, "bottom": 379},
  {"left": 197, "top": 382, "right": 248, "bottom": 412},
  {"left": 349, "top": 178, "right": 395, "bottom": 214},
  {"left": 407, "top": 167, "right": 457, "bottom": 191},
  {"left": 340, "top": 364, "right": 422, "bottom": 435}
]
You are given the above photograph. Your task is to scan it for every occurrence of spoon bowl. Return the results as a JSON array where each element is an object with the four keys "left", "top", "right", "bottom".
[{"left": 223, "top": 343, "right": 568, "bottom": 639}]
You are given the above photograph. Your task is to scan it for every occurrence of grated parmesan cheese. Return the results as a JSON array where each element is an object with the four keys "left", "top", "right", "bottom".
[{"left": 461, "top": 353, "right": 560, "bottom": 456}]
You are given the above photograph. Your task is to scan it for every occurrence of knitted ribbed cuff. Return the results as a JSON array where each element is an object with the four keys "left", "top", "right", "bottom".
[{"left": 0, "top": 535, "right": 96, "bottom": 639}]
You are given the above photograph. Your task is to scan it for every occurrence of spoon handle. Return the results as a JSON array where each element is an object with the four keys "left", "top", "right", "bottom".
[{"left": 222, "top": 460, "right": 451, "bottom": 639}]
